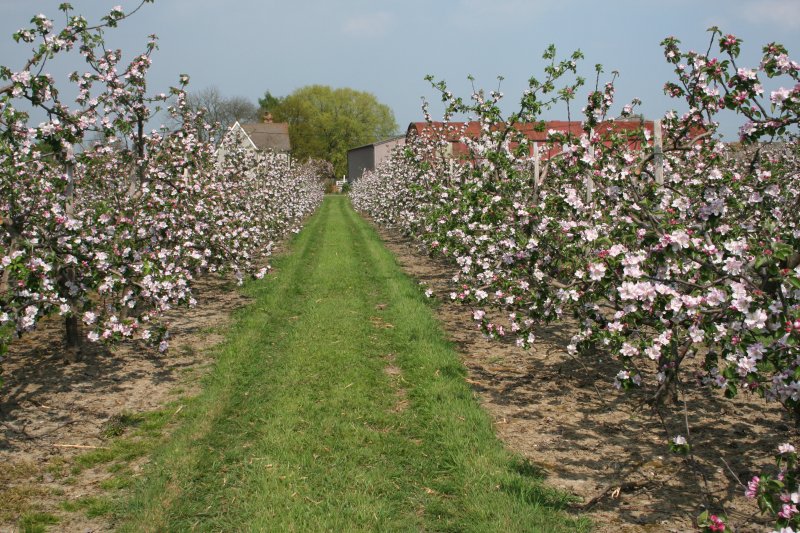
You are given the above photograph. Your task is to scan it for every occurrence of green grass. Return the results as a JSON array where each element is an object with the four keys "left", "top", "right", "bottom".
[
  {"left": 73, "top": 439, "right": 150, "bottom": 471},
  {"left": 18, "top": 511, "right": 59, "bottom": 533},
  {"left": 114, "top": 196, "right": 590, "bottom": 532},
  {"left": 61, "top": 496, "right": 114, "bottom": 518}
]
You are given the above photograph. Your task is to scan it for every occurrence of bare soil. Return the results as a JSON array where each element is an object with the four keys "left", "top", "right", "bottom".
[
  {"left": 377, "top": 226, "right": 794, "bottom": 533},
  {"left": 0, "top": 275, "right": 250, "bottom": 533}
]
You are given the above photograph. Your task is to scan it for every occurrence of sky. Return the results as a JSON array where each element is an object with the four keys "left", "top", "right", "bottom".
[{"left": 1, "top": 0, "right": 799, "bottom": 139}]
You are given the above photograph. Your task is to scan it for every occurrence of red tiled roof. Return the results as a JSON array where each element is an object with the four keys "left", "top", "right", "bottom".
[
  {"left": 406, "top": 120, "right": 654, "bottom": 142},
  {"left": 406, "top": 120, "right": 661, "bottom": 160}
]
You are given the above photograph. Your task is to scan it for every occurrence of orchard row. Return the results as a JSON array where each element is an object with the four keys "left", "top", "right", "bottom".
[
  {"left": 352, "top": 30, "right": 799, "bottom": 531},
  {"left": 0, "top": 2, "right": 323, "bottom": 357}
]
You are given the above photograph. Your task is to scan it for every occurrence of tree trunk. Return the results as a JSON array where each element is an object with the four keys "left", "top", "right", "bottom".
[
  {"left": 61, "top": 146, "right": 82, "bottom": 363},
  {"left": 64, "top": 314, "right": 82, "bottom": 362},
  {"left": 654, "top": 370, "right": 680, "bottom": 406}
]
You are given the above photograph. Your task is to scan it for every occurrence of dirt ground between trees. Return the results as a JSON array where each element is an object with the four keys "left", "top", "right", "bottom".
[
  {"left": 0, "top": 275, "right": 251, "bottom": 532},
  {"left": 377, "top": 226, "right": 795, "bottom": 533}
]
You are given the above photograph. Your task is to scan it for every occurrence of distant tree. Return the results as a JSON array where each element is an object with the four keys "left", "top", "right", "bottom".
[
  {"left": 264, "top": 85, "right": 398, "bottom": 177},
  {"left": 186, "top": 86, "right": 259, "bottom": 143},
  {"left": 223, "top": 96, "right": 260, "bottom": 124},
  {"left": 259, "top": 91, "right": 284, "bottom": 115}
]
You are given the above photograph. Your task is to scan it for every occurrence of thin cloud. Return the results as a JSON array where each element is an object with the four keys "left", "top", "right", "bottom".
[
  {"left": 741, "top": 0, "right": 800, "bottom": 30},
  {"left": 342, "top": 12, "right": 393, "bottom": 38}
]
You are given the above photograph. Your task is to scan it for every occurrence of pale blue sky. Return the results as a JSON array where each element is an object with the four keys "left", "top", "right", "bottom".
[{"left": 1, "top": 0, "right": 799, "bottom": 138}]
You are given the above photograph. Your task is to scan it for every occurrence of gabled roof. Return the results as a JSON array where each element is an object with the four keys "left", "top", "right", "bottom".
[
  {"left": 236, "top": 121, "right": 291, "bottom": 153},
  {"left": 349, "top": 135, "right": 406, "bottom": 153},
  {"left": 371, "top": 134, "right": 406, "bottom": 147}
]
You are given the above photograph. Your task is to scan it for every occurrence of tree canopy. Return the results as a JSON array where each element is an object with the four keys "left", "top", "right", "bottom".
[
  {"left": 259, "top": 91, "right": 283, "bottom": 115},
  {"left": 262, "top": 85, "right": 398, "bottom": 177}
]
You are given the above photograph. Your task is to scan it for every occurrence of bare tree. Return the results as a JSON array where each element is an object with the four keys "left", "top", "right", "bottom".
[
  {"left": 186, "top": 86, "right": 259, "bottom": 144},
  {"left": 222, "top": 96, "right": 259, "bottom": 125}
]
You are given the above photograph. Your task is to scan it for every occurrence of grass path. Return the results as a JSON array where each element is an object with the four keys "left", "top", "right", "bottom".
[{"left": 116, "top": 195, "right": 589, "bottom": 532}]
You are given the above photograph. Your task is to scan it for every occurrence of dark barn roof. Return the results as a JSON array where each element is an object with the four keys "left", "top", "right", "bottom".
[{"left": 349, "top": 134, "right": 407, "bottom": 152}]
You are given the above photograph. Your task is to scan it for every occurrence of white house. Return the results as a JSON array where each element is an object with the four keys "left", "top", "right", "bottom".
[{"left": 218, "top": 114, "right": 292, "bottom": 164}]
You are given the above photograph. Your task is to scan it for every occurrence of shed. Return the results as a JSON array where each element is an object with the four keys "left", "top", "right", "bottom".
[{"left": 347, "top": 135, "right": 406, "bottom": 182}]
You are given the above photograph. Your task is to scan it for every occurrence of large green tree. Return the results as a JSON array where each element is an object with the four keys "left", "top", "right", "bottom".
[{"left": 262, "top": 86, "right": 398, "bottom": 177}]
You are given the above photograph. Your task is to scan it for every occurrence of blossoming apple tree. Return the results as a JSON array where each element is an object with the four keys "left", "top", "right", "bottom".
[
  {"left": 352, "top": 30, "right": 799, "bottom": 531},
  {"left": 0, "top": 2, "right": 323, "bottom": 366}
]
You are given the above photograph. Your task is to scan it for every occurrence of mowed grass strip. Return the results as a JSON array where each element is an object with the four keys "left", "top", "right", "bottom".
[{"left": 116, "top": 195, "right": 589, "bottom": 532}]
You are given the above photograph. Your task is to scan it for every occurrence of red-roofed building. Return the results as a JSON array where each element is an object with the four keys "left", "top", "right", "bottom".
[{"left": 405, "top": 119, "right": 657, "bottom": 161}]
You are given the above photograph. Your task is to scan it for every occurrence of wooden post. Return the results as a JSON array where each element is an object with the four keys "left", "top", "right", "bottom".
[{"left": 653, "top": 119, "right": 664, "bottom": 186}]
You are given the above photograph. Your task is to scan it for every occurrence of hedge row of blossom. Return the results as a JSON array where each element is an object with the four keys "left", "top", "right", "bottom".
[
  {"left": 0, "top": 2, "right": 323, "bottom": 361},
  {"left": 352, "top": 31, "right": 799, "bottom": 532}
]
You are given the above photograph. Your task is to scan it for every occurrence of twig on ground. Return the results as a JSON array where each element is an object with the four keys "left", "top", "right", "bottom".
[
  {"left": 719, "top": 455, "right": 745, "bottom": 489},
  {"left": 683, "top": 396, "right": 714, "bottom": 510},
  {"left": 35, "top": 419, "right": 81, "bottom": 437},
  {"left": 0, "top": 419, "right": 35, "bottom": 439},
  {"left": 53, "top": 443, "right": 108, "bottom": 449},
  {"left": 564, "top": 350, "right": 610, "bottom": 407},
  {"left": 578, "top": 480, "right": 654, "bottom": 510}
]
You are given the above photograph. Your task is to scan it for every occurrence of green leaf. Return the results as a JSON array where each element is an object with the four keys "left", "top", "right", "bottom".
[{"left": 773, "top": 243, "right": 794, "bottom": 261}]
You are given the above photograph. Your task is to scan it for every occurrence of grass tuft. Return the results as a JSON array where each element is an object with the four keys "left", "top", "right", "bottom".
[
  {"left": 61, "top": 496, "right": 114, "bottom": 518},
  {"left": 18, "top": 511, "right": 59, "bottom": 533},
  {"left": 102, "top": 411, "right": 145, "bottom": 438}
]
